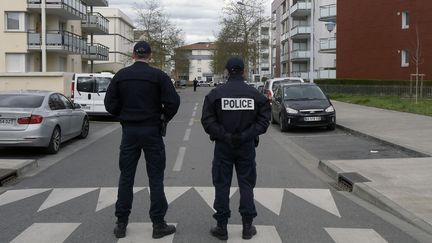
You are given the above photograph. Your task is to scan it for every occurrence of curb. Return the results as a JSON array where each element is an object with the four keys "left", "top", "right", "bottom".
[
  {"left": 0, "top": 160, "right": 38, "bottom": 186},
  {"left": 319, "top": 160, "right": 432, "bottom": 235},
  {"left": 335, "top": 124, "right": 431, "bottom": 158}
]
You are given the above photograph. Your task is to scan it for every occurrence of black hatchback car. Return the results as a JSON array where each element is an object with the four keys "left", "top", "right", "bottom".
[{"left": 271, "top": 83, "right": 336, "bottom": 131}]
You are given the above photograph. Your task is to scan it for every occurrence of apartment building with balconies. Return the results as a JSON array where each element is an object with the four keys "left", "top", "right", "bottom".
[
  {"left": 92, "top": 8, "right": 134, "bottom": 73},
  {"left": 271, "top": 0, "right": 336, "bottom": 80},
  {"left": 337, "top": 0, "right": 432, "bottom": 80},
  {"left": 0, "top": 0, "right": 110, "bottom": 95}
]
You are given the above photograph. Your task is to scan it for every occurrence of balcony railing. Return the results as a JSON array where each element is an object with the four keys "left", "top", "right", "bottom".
[
  {"left": 319, "top": 4, "right": 336, "bottom": 22},
  {"left": 27, "top": 0, "right": 86, "bottom": 20},
  {"left": 83, "top": 43, "right": 109, "bottom": 60},
  {"left": 80, "top": 0, "right": 108, "bottom": 7},
  {"left": 320, "top": 37, "right": 336, "bottom": 53},
  {"left": 290, "top": 25, "right": 311, "bottom": 39},
  {"left": 82, "top": 12, "right": 109, "bottom": 34},
  {"left": 27, "top": 30, "right": 87, "bottom": 54},
  {"left": 290, "top": 49, "right": 310, "bottom": 60},
  {"left": 290, "top": 1, "right": 311, "bottom": 17}
]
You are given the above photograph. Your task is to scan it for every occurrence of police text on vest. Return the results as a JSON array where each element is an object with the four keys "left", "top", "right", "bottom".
[{"left": 221, "top": 98, "right": 255, "bottom": 110}]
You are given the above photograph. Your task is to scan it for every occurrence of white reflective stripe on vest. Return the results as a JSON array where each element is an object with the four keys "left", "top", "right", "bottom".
[{"left": 221, "top": 98, "right": 255, "bottom": 110}]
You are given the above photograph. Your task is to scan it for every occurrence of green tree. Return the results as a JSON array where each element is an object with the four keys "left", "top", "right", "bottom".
[
  {"left": 212, "top": 0, "right": 265, "bottom": 76},
  {"left": 134, "top": 0, "right": 184, "bottom": 70}
]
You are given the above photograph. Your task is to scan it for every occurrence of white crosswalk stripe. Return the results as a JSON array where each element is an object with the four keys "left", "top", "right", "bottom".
[
  {"left": 96, "top": 187, "right": 145, "bottom": 212},
  {"left": 117, "top": 223, "right": 177, "bottom": 243},
  {"left": 38, "top": 188, "right": 98, "bottom": 212},
  {"left": 227, "top": 225, "right": 282, "bottom": 243},
  {"left": 10, "top": 223, "right": 80, "bottom": 243},
  {"left": 195, "top": 187, "right": 238, "bottom": 212},
  {"left": 325, "top": 228, "right": 388, "bottom": 243},
  {"left": 254, "top": 188, "right": 285, "bottom": 216},
  {"left": 286, "top": 188, "right": 341, "bottom": 218},
  {"left": 0, "top": 188, "right": 51, "bottom": 207},
  {"left": 154, "top": 186, "right": 191, "bottom": 204}
]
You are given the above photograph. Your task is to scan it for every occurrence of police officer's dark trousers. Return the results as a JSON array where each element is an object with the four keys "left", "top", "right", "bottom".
[
  {"left": 212, "top": 140, "right": 257, "bottom": 225},
  {"left": 115, "top": 124, "right": 168, "bottom": 224}
]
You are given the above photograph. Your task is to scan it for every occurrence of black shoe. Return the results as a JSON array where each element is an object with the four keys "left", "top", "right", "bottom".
[
  {"left": 113, "top": 222, "right": 127, "bottom": 238},
  {"left": 210, "top": 225, "right": 228, "bottom": 240},
  {"left": 242, "top": 223, "right": 257, "bottom": 240},
  {"left": 152, "top": 222, "right": 176, "bottom": 239}
]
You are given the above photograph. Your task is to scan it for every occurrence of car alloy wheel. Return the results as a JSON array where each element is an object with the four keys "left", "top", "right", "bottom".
[
  {"left": 46, "top": 127, "right": 61, "bottom": 154},
  {"left": 78, "top": 117, "right": 89, "bottom": 139}
]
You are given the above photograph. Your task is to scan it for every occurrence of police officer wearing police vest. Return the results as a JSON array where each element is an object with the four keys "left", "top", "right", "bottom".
[
  {"left": 201, "top": 57, "right": 271, "bottom": 240},
  {"left": 104, "top": 41, "right": 180, "bottom": 239}
]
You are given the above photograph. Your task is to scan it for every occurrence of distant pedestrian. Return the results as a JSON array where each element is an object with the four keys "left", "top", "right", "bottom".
[
  {"left": 193, "top": 78, "right": 198, "bottom": 91},
  {"left": 201, "top": 57, "right": 271, "bottom": 240},
  {"left": 104, "top": 41, "right": 180, "bottom": 239}
]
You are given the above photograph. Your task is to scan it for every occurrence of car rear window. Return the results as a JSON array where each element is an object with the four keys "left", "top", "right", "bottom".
[
  {"left": 95, "top": 77, "right": 112, "bottom": 92},
  {"left": 77, "top": 77, "right": 95, "bottom": 92},
  {"left": 0, "top": 94, "right": 44, "bottom": 108}
]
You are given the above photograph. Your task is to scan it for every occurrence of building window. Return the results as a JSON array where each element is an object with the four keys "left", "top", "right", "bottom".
[
  {"left": 402, "top": 11, "right": 409, "bottom": 29},
  {"left": 5, "top": 12, "right": 25, "bottom": 31},
  {"left": 401, "top": 49, "right": 409, "bottom": 67},
  {"left": 6, "top": 54, "right": 26, "bottom": 72},
  {"left": 197, "top": 68, "right": 202, "bottom": 73}
]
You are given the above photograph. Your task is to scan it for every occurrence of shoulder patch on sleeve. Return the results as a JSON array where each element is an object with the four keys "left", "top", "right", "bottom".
[{"left": 221, "top": 98, "right": 255, "bottom": 110}]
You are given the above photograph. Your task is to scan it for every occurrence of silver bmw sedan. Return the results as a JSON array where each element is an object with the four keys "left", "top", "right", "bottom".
[{"left": 0, "top": 90, "right": 89, "bottom": 154}]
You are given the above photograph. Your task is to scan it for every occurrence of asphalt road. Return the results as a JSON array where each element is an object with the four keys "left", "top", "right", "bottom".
[{"left": 0, "top": 87, "right": 424, "bottom": 243}]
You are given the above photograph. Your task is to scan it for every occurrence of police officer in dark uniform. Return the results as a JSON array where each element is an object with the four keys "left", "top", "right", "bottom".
[
  {"left": 104, "top": 41, "right": 180, "bottom": 239},
  {"left": 201, "top": 57, "right": 271, "bottom": 240}
]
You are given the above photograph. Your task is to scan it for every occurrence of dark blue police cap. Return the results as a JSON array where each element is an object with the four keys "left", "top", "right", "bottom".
[
  {"left": 134, "top": 41, "right": 152, "bottom": 54},
  {"left": 225, "top": 57, "right": 244, "bottom": 73}
]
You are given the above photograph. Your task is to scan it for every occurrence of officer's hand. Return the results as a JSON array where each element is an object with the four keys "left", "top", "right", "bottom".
[{"left": 231, "top": 133, "right": 242, "bottom": 147}]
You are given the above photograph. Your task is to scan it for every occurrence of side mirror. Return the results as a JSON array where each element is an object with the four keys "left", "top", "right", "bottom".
[{"left": 73, "top": 103, "right": 81, "bottom": 109}]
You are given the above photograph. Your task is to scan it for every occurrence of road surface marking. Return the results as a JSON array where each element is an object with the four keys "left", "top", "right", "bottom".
[
  {"left": 0, "top": 188, "right": 51, "bottom": 207},
  {"left": 96, "top": 187, "right": 144, "bottom": 212},
  {"left": 192, "top": 111, "right": 197, "bottom": 117},
  {"left": 38, "top": 188, "right": 98, "bottom": 212},
  {"left": 227, "top": 225, "right": 282, "bottom": 243},
  {"left": 147, "top": 187, "right": 191, "bottom": 204},
  {"left": 173, "top": 147, "right": 186, "bottom": 171},
  {"left": 194, "top": 187, "right": 238, "bottom": 212},
  {"left": 254, "top": 188, "right": 285, "bottom": 216},
  {"left": 183, "top": 128, "right": 192, "bottom": 141},
  {"left": 188, "top": 118, "right": 194, "bottom": 126},
  {"left": 117, "top": 223, "right": 177, "bottom": 243},
  {"left": 11, "top": 223, "right": 80, "bottom": 243},
  {"left": 325, "top": 228, "right": 388, "bottom": 243},
  {"left": 286, "top": 188, "right": 341, "bottom": 218}
]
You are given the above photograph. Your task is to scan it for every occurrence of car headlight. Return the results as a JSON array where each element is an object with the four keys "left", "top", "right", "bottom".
[
  {"left": 286, "top": 107, "right": 298, "bottom": 114},
  {"left": 325, "top": 106, "right": 335, "bottom": 113}
]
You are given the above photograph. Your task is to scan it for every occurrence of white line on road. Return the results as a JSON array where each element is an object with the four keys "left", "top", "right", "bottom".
[
  {"left": 188, "top": 118, "right": 194, "bottom": 126},
  {"left": 194, "top": 106, "right": 198, "bottom": 111},
  {"left": 183, "top": 128, "right": 192, "bottom": 141},
  {"left": 173, "top": 147, "right": 186, "bottom": 171},
  {"left": 192, "top": 111, "right": 197, "bottom": 117}
]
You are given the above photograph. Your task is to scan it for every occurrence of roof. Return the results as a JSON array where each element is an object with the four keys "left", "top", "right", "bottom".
[{"left": 179, "top": 42, "right": 216, "bottom": 50}]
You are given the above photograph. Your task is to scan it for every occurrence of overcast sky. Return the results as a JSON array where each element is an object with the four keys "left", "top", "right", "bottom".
[{"left": 108, "top": 0, "right": 273, "bottom": 44}]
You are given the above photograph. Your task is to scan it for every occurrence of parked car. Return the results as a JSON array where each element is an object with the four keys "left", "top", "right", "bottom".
[
  {"left": 0, "top": 90, "right": 89, "bottom": 154},
  {"left": 198, "top": 81, "right": 214, "bottom": 87},
  {"left": 271, "top": 83, "right": 336, "bottom": 131},
  {"left": 72, "top": 73, "right": 114, "bottom": 116},
  {"left": 264, "top": 77, "right": 304, "bottom": 102},
  {"left": 176, "top": 80, "right": 187, "bottom": 87}
]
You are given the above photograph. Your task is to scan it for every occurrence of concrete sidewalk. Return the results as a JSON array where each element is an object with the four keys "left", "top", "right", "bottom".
[{"left": 320, "top": 101, "right": 432, "bottom": 235}]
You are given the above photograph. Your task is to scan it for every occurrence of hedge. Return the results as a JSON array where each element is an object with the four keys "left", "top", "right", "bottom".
[{"left": 314, "top": 79, "right": 432, "bottom": 86}]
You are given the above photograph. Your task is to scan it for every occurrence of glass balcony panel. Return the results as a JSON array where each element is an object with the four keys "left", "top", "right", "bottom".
[
  {"left": 319, "top": 37, "right": 336, "bottom": 53},
  {"left": 319, "top": 4, "right": 337, "bottom": 22}
]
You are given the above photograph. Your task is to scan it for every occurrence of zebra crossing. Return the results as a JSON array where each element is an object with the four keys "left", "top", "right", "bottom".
[{"left": 0, "top": 187, "right": 389, "bottom": 242}]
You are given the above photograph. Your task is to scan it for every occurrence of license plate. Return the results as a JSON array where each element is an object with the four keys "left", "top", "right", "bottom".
[
  {"left": 304, "top": 116, "right": 321, "bottom": 122},
  {"left": 81, "top": 106, "right": 91, "bottom": 110},
  {"left": 0, "top": 118, "right": 15, "bottom": 125}
]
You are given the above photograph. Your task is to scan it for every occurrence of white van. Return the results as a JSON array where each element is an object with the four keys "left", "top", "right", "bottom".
[{"left": 71, "top": 73, "right": 114, "bottom": 116}]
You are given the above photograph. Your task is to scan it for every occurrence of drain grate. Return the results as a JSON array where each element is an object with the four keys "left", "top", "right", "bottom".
[
  {"left": 337, "top": 172, "right": 371, "bottom": 192},
  {"left": 0, "top": 169, "right": 17, "bottom": 186}
]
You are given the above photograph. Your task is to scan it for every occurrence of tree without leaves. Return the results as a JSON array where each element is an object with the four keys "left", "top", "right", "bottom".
[
  {"left": 134, "top": 0, "right": 184, "bottom": 71},
  {"left": 212, "top": 0, "right": 265, "bottom": 76},
  {"left": 173, "top": 48, "right": 190, "bottom": 80}
]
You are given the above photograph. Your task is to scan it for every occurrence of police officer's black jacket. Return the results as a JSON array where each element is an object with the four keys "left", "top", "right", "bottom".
[
  {"left": 201, "top": 75, "right": 271, "bottom": 144},
  {"left": 104, "top": 62, "right": 180, "bottom": 125}
]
